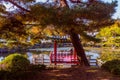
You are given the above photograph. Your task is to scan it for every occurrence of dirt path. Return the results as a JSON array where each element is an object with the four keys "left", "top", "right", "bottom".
[{"left": 37, "top": 66, "right": 120, "bottom": 80}]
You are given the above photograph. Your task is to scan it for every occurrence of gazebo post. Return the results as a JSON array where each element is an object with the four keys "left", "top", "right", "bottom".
[
  {"left": 54, "top": 40, "right": 57, "bottom": 65},
  {"left": 74, "top": 48, "right": 77, "bottom": 63}
]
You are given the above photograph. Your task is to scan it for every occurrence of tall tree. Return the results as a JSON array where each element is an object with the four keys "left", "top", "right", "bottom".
[{"left": 0, "top": 0, "right": 117, "bottom": 66}]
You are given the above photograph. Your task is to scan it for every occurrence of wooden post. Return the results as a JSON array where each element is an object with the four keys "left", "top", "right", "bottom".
[
  {"left": 73, "top": 48, "right": 76, "bottom": 62},
  {"left": 42, "top": 54, "right": 44, "bottom": 64},
  {"left": 54, "top": 40, "right": 57, "bottom": 65}
]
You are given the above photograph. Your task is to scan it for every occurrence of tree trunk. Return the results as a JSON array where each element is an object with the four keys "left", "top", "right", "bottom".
[
  {"left": 57, "top": 0, "right": 90, "bottom": 66},
  {"left": 69, "top": 29, "right": 90, "bottom": 66}
]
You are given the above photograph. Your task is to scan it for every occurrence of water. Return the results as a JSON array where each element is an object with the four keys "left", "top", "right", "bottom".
[
  {"left": 29, "top": 47, "right": 73, "bottom": 51},
  {"left": 0, "top": 48, "right": 100, "bottom": 66},
  {"left": 0, "top": 56, "right": 4, "bottom": 61},
  {"left": 86, "top": 51, "right": 99, "bottom": 59}
]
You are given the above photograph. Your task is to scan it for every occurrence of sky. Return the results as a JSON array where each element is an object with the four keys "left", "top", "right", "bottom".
[
  {"left": 112, "top": 0, "right": 120, "bottom": 19},
  {"left": 104, "top": 0, "right": 120, "bottom": 19}
]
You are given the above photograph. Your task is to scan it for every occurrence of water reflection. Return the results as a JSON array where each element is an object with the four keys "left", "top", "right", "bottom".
[
  {"left": 0, "top": 56, "right": 4, "bottom": 61},
  {"left": 27, "top": 52, "right": 33, "bottom": 63}
]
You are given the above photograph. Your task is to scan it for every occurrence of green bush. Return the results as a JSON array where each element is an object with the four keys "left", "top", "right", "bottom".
[
  {"left": 0, "top": 54, "right": 47, "bottom": 80},
  {"left": 0, "top": 53, "right": 30, "bottom": 72},
  {"left": 100, "top": 52, "right": 120, "bottom": 61},
  {"left": 101, "top": 59, "right": 120, "bottom": 75}
]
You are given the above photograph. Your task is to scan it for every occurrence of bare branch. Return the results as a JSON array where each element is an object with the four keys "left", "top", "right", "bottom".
[
  {"left": 60, "top": 0, "right": 69, "bottom": 8},
  {"left": 43, "top": 0, "right": 50, "bottom": 4},
  {"left": 69, "top": 0, "right": 81, "bottom": 3},
  {"left": 5, "top": 0, "right": 30, "bottom": 12}
]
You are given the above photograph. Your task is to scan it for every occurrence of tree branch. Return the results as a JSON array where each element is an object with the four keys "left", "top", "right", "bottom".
[
  {"left": 60, "top": 0, "right": 69, "bottom": 8},
  {"left": 5, "top": 0, "right": 30, "bottom": 12}
]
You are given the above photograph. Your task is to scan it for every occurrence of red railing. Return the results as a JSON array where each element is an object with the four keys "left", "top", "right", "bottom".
[{"left": 50, "top": 51, "right": 79, "bottom": 64}]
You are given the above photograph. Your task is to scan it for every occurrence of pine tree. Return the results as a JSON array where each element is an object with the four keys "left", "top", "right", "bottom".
[{"left": 0, "top": 0, "right": 117, "bottom": 66}]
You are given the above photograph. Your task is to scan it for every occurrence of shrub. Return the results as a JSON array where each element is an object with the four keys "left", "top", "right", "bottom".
[
  {"left": 0, "top": 54, "right": 47, "bottom": 80},
  {"left": 100, "top": 52, "right": 120, "bottom": 61},
  {"left": 0, "top": 53, "right": 30, "bottom": 72},
  {"left": 101, "top": 59, "right": 120, "bottom": 75}
]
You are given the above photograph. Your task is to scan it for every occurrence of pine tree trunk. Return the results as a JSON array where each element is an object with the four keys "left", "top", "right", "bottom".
[
  {"left": 69, "top": 29, "right": 90, "bottom": 66},
  {"left": 56, "top": 0, "right": 90, "bottom": 66}
]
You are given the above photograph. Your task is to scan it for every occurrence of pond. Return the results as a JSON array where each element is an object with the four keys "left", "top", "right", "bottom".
[{"left": 0, "top": 47, "right": 100, "bottom": 67}]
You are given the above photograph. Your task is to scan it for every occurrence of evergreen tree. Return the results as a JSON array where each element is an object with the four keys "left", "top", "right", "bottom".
[{"left": 0, "top": 0, "right": 117, "bottom": 66}]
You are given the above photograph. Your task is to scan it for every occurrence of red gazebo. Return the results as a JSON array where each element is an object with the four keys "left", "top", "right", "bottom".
[{"left": 50, "top": 41, "right": 79, "bottom": 65}]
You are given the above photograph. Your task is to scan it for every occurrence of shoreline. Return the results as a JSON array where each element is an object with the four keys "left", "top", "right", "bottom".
[{"left": 84, "top": 47, "right": 120, "bottom": 52}]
